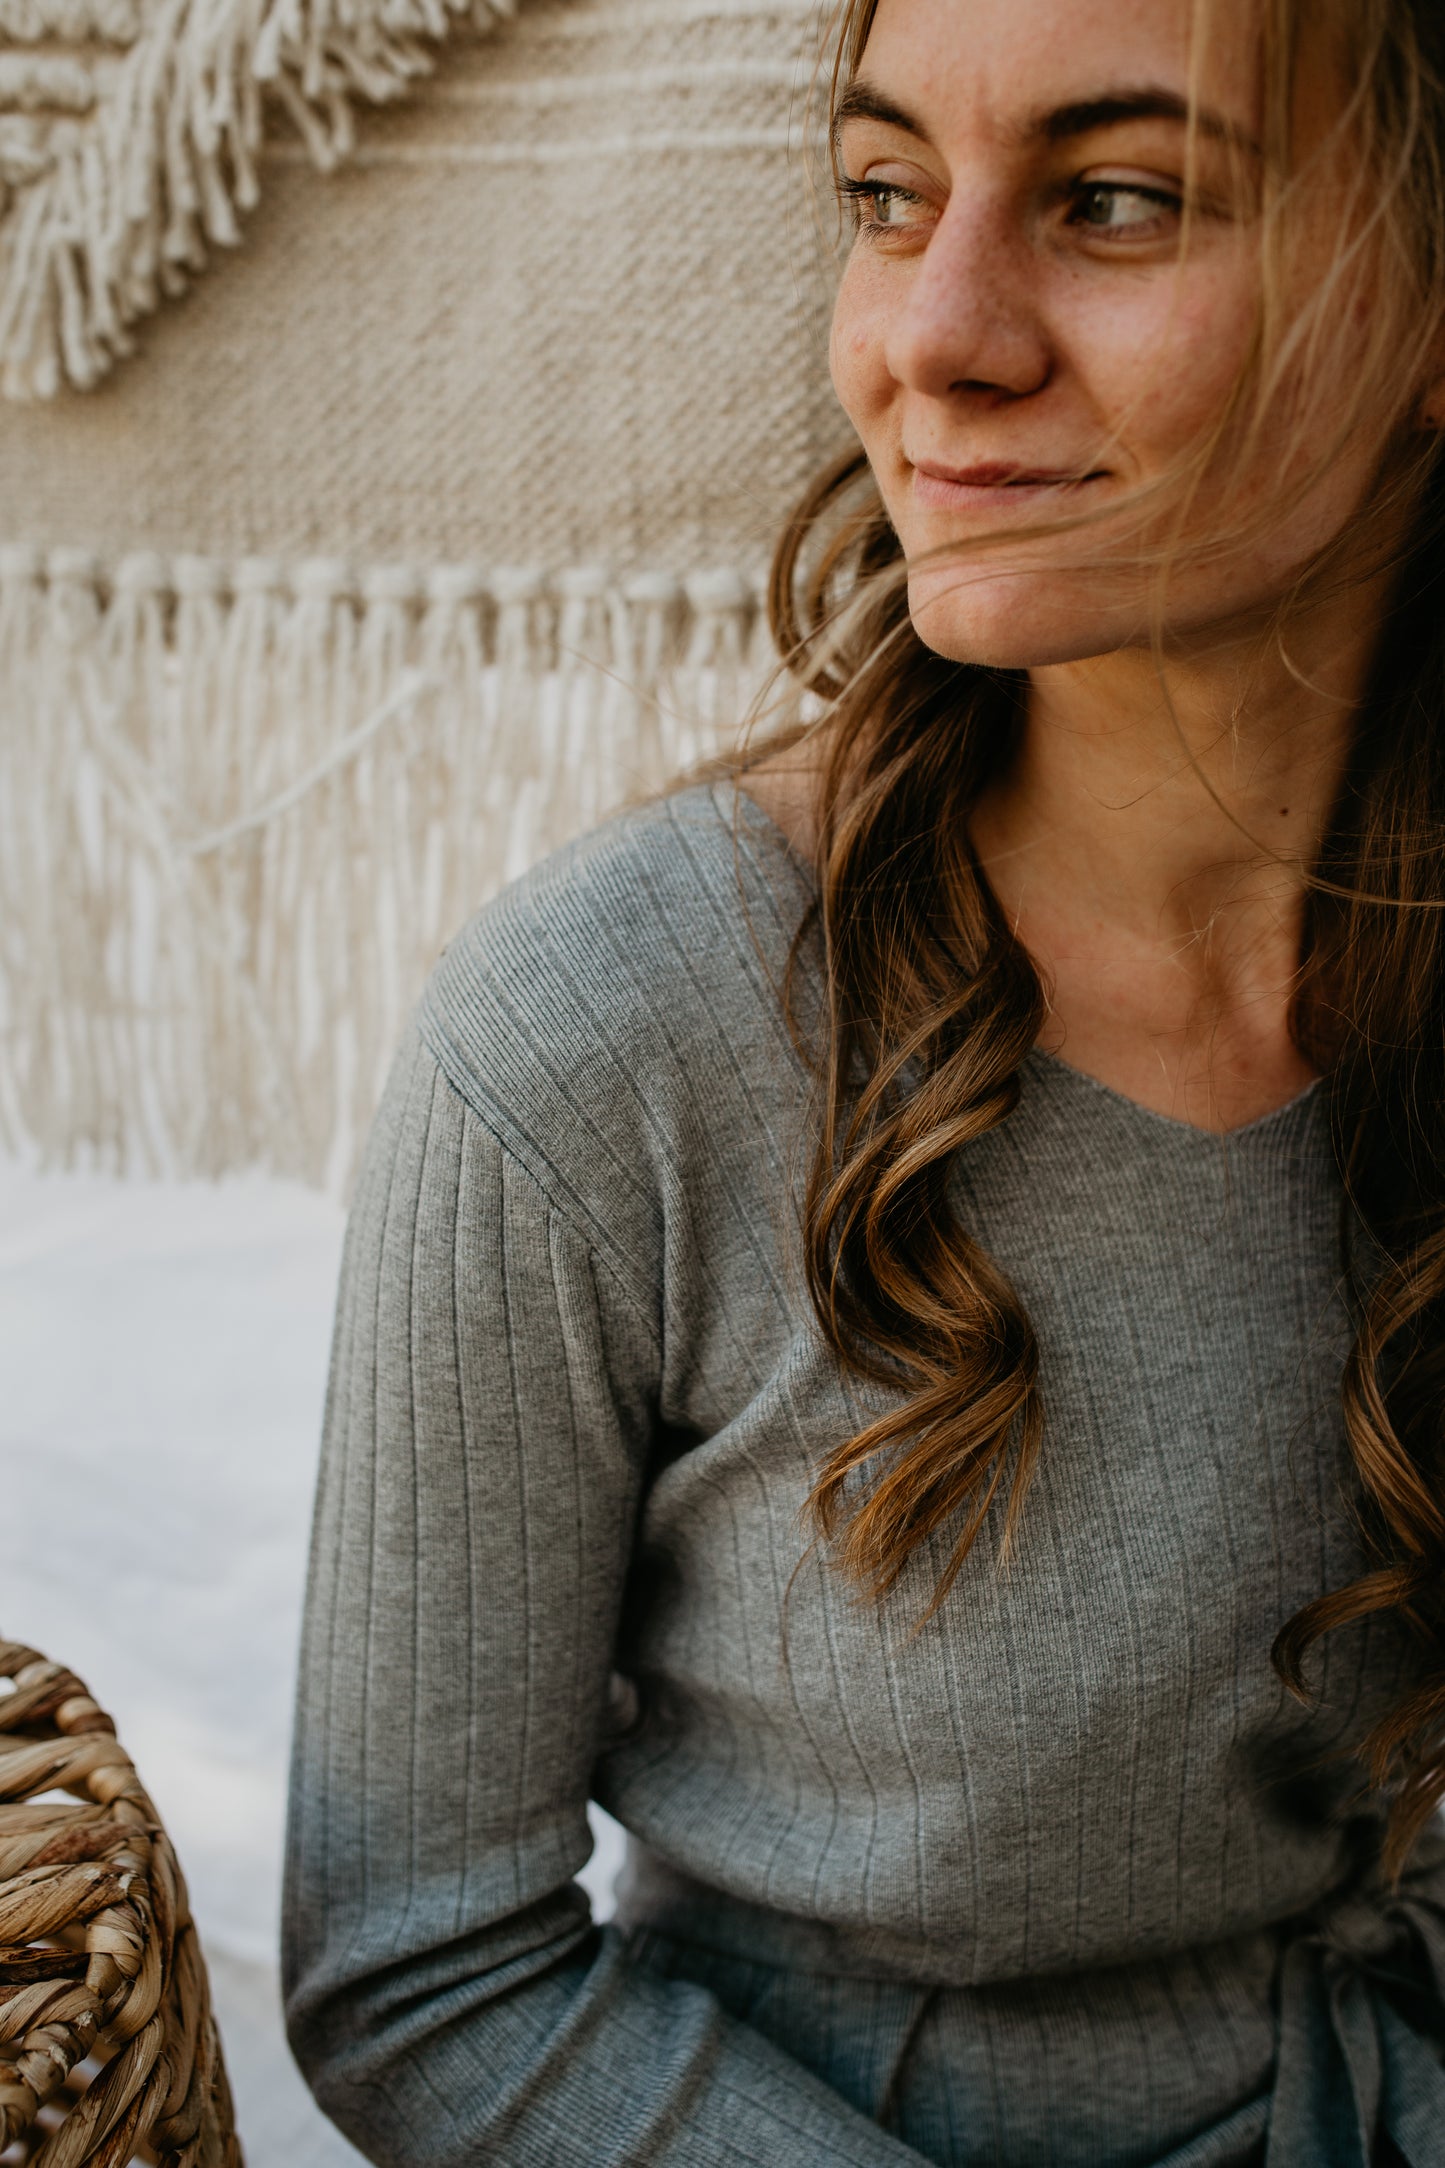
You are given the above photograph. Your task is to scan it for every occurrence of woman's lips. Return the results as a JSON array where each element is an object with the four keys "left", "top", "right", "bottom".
[{"left": 910, "top": 460, "right": 1105, "bottom": 512}]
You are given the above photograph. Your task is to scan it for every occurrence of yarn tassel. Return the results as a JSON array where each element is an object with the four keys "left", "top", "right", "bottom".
[
  {"left": 490, "top": 563, "right": 552, "bottom": 888},
  {"left": 680, "top": 568, "right": 761, "bottom": 768},
  {"left": 616, "top": 573, "right": 681, "bottom": 792},
  {"left": 95, "top": 550, "right": 177, "bottom": 1175},
  {"left": 350, "top": 563, "right": 423, "bottom": 1150},
  {"left": 0, "top": 544, "right": 45, "bottom": 1157},
  {"left": 414, "top": 560, "right": 492, "bottom": 953},
  {"left": 0, "top": 0, "right": 518, "bottom": 400},
  {"left": 554, "top": 565, "right": 620, "bottom": 846}
]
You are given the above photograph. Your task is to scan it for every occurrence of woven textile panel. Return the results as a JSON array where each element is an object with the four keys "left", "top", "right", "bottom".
[{"left": 0, "top": 0, "right": 851, "bottom": 1181}]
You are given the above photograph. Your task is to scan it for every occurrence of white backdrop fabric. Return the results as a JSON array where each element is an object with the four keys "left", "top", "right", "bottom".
[{"left": 0, "top": 1152, "right": 628, "bottom": 2163}]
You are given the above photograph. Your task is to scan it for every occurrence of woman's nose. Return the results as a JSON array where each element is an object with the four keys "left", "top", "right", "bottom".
[{"left": 884, "top": 197, "right": 1053, "bottom": 405}]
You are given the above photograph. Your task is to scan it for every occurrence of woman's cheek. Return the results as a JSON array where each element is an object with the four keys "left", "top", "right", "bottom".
[
  {"left": 830, "top": 261, "right": 892, "bottom": 437},
  {"left": 1067, "top": 278, "right": 1252, "bottom": 470}
]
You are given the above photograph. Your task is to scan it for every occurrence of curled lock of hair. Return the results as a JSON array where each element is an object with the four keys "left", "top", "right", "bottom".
[
  {"left": 766, "top": 450, "right": 1049, "bottom": 1621},
  {"left": 753, "top": 0, "right": 1445, "bottom": 1876},
  {"left": 1276, "top": 524, "right": 1445, "bottom": 1876}
]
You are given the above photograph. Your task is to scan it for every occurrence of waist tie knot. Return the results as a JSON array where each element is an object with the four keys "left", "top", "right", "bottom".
[{"left": 1267, "top": 1834, "right": 1445, "bottom": 2168}]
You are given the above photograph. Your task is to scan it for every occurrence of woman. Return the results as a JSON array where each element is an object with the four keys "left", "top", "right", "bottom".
[{"left": 283, "top": 0, "right": 1445, "bottom": 2158}]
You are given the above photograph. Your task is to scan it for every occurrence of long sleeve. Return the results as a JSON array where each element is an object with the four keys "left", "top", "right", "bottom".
[{"left": 281, "top": 1028, "right": 927, "bottom": 2168}]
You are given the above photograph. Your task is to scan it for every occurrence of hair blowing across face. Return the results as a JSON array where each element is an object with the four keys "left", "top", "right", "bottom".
[{"left": 754, "top": 0, "right": 1445, "bottom": 1877}]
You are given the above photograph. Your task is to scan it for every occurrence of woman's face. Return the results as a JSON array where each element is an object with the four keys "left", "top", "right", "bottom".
[{"left": 830, "top": 0, "right": 1386, "bottom": 668}]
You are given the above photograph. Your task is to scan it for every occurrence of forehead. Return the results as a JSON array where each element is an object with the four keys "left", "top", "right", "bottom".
[{"left": 857, "top": 0, "right": 1262, "bottom": 141}]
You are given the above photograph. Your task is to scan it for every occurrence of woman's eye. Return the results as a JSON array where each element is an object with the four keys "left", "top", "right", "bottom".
[
  {"left": 1068, "top": 180, "right": 1181, "bottom": 235},
  {"left": 840, "top": 179, "right": 935, "bottom": 235}
]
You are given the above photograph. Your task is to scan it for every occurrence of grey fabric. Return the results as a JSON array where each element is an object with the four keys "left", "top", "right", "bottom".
[{"left": 283, "top": 782, "right": 1445, "bottom": 2166}]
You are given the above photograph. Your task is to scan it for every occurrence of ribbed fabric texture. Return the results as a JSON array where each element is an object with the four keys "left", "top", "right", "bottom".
[{"left": 283, "top": 783, "right": 1445, "bottom": 2167}]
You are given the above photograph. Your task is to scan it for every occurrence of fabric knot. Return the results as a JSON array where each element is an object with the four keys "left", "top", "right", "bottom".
[
  {"left": 1267, "top": 1834, "right": 1445, "bottom": 2168},
  {"left": 489, "top": 565, "right": 546, "bottom": 609},
  {"left": 44, "top": 545, "right": 97, "bottom": 586},
  {"left": 1306, "top": 1884, "right": 1410, "bottom": 1971},
  {"left": 291, "top": 558, "right": 353, "bottom": 604},
  {"left": 171, "top": 553, "right": 224, "bottom": 599},
  {"left": 110, "top": 551, "right": 168, "bottom": 596},
  {"left": 231, "top": 556, "right": 284, "bottom": 597},
  {"left": 554, "top": 565, "right": 611, "bottom": 603},
  {"left": 359, "top": 564, "right": 420, "bottom": 609},
  {"left": 683, "top": 567, "right": 754, "bottom": 615},
  {"left": 0, "top": 540, "right": 41, "bottom": 581},
  {"left": 622, "top": 572, "right": 682, "bottom": 608},
  {"left": 422, "top": 563, "right": 488, "bottom": 609}
]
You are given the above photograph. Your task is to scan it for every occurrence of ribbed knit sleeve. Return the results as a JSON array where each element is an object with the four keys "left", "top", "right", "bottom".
[{"left": 281, "top": 1025, "right": 926, "bottom": 2168}]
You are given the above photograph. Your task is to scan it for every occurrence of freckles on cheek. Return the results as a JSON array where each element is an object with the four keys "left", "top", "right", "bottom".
[
  {"left": 1106, "top": 282, "right": 1254, "bottom": 446},
  {"left": 1073, "top": 303, "right": 1242, "bottom": 466},
  {"left": 829, "top": 269, "right": 887, "bottom": 426},
  {"left": 828, "top": 325, "right": 862, "bottom": 416}
]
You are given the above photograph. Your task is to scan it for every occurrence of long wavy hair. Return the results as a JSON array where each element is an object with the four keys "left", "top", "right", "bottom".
[{"left": 747, "top": 0, "right": 1445, "bottom": 1877}]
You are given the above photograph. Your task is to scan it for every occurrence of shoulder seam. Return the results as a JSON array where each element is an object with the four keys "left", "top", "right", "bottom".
[{"left": 415, "top": 1023, "right": 663, "bottom": 1346}]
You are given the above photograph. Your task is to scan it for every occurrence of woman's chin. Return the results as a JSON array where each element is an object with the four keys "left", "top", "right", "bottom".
[{"left": 906, "top": 565, "right": 1139, "bottom": 671}]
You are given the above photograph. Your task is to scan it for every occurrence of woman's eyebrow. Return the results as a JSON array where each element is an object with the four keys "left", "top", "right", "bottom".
[
  {"left": 1041, "top": 87, "right": 1260, "bottom": 155},
  {"left": 832, "top": 80, "right": 933, "bottom": 153},
  {"left": 832, "top": 79, "right": 1259, "bottom": 159}
]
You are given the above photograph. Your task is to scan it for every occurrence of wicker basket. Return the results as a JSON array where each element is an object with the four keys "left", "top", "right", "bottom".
[{"left": 0, "top": 1639, "right": 242, "bottom": 2167}]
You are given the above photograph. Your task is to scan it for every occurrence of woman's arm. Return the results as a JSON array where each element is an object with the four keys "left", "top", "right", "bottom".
[{"left": 282, "top": 1028, "right": 927, "bottom": 2167}]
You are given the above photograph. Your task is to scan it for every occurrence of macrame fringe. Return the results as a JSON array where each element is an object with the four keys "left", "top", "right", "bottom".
[
  {"left": 0, "top": 0, "right": 515, "bottom": 399},
  {"left": 0, "top": 545, "right": 777, "bottom": 1184}
]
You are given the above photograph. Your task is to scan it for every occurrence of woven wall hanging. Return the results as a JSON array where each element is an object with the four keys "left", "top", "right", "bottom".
[{"left": 0, "top": 0, "right": 849, "bottom": 1184}]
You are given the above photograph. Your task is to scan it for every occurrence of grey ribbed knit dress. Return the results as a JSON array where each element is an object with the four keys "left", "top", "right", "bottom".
[{"left": 282, "top": 782, "right": 1445, "bottom": 2167}]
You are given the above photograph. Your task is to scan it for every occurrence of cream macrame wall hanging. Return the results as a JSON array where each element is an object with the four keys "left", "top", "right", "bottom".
[{"left": 0, "top": 0, "right": 850, "bottom": 1184}]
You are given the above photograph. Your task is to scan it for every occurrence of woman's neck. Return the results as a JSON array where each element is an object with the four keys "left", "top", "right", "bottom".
[
  {"left": 971, "top": 614, "right": 1369, "bottom": 1132},
  {"left": 741, "top": 588, "right": 1386, "bottom": 1134}
]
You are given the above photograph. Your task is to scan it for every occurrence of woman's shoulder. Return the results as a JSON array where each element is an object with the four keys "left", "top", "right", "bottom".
[{"left": 414, "top": 780, "right": 813, "bottom": 1232}]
